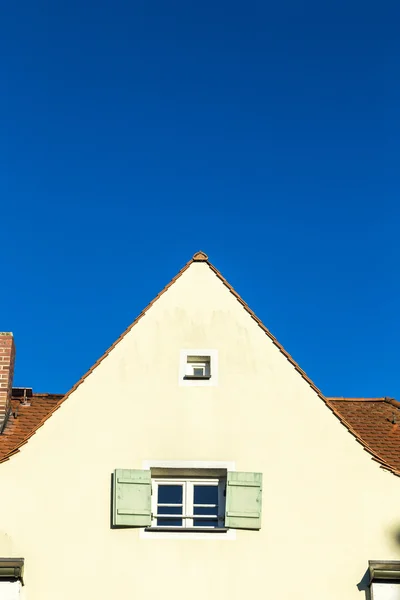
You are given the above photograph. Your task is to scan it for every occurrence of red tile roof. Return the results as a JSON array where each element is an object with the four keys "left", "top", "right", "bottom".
[
  {"left": 0, "top": 393, "right": 64, "bottom": 461},
  {"left": 0, "top": 252, "right": 398, "bottom": 478},
  {"left": 327, "top": 397, "right": 400, "bottom": 476}
]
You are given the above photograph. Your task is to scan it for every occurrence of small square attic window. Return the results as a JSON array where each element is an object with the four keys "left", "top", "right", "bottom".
[
  {"left": 185, "top": 355, "right": 211, "bottom": 380},
  {"left": 179, "top": 349, "right": 218, "bottom": 387}
]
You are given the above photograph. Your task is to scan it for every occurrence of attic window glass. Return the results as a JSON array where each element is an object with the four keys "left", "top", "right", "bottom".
[{"left": 185, "top": 355, "right": 211, "bottom": 380}]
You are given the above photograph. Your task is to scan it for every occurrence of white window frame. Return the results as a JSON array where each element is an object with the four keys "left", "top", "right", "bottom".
[
  {"left": 141, "top": 460, "right": 235, "bottom": 540},
  {"left": 0, "top": 581, "right": 21, "bottom": 599},
  {"left": 371, "top": 582, "right": 400, "bottom": 599},
  {"left": 179, "top": 349, "right": 218, "bottom": 387},
  {"left": 185, "top": 358, "right": 211, "bottom": 378},
  {"left": 151, "top": 477, "right": 225, "bottom": 529}
]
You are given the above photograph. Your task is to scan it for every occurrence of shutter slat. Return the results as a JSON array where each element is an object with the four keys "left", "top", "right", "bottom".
[
  {"left": 117, "top": 478, "right": 151, "bottom": 485},
  {"left": 227, "top": 481, "right": 260, "bottom": 488},
  {"left": 113, "top": 469, "right": 152, "bottom": 527},
  {"left": 225, "top": 471, "right": 262, "bottom": 530},
  {"left": 226, "top": 511, "right": 259, "bottom": 518},
  {"left": 117, "top": 509, "right": 151, "bottom": 516}
]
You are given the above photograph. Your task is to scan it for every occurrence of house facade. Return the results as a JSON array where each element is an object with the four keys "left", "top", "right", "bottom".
[{"left": 0, "top": 251, "right": 399, "bottom": 599}]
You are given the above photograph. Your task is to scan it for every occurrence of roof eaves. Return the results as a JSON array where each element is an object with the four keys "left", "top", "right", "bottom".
[
  {"left": 325, "top": 398, "right": 400, "bottom": 478},
  {"left": 327, "top": 397, "right": 387, "bottom": 403}
]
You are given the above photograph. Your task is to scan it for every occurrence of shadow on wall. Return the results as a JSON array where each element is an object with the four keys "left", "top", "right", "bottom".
[
  {"left": 356, "top": 525, "right": 400, "bottom": 599},
  {"left": 357, "top": 569, "right": 371, "bottom": 600},
  {"left": 110, "top": 472, "right": 115, "bottom": 529},
  {"left": 392, "top": 526, "right": 400, "bottom": 549}
]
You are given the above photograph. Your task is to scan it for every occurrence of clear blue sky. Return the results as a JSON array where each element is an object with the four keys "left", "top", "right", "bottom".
[{"left": 1, "top": 1, "right": 399, "bottom": 397}]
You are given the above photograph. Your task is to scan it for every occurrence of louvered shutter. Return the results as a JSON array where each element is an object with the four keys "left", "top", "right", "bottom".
[
  {"left": 113, "top": 469, "right": 151, "bottom": 527},
  {"left": 225, "top": 471, "right": 262, "bottom": 530}
]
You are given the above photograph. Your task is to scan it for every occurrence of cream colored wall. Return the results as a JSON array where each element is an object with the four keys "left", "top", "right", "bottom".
[{"left": 0, "top": 262, "right": 399, "bottom": 600}]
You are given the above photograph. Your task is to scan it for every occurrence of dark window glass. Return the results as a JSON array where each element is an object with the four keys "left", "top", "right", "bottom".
[
  {"left": 193, "top": 518, "right": 218, "bottom": 528},
  {"left": 194, "top": 485, "right": 218, "bottom": 505},
  {"left": 158, "top": 506, "right": 183, "bottom": 515},
  {"left": 157, "top": 518, "right": 183, "bottom": 527},
  {"left": 193, "top": 505, "right": 217, "bottom": 516},
  {"left": 158, "top": 485, "right": 183, "bottom": 504}
]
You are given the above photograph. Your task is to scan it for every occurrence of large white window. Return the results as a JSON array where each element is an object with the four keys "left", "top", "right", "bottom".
[{"left": 151, "top": 477, "right": 226, "bottom": 529}]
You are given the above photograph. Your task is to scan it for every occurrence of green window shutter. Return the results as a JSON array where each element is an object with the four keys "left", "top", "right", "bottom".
[
  {"left": 225, "top": 471, "right": 262, "bottom": 530},
  {"left": 113, "top": 469, "right": 151, "bottom": 527}
]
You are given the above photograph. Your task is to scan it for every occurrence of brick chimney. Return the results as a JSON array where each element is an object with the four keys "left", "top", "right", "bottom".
[{"left": 0, "top": 333, "right": 15, "bottom": 432}]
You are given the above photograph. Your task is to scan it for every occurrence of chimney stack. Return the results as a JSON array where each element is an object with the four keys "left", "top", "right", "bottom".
[{"left": 0, "top": 333, "right": 15, "bottom": 432}]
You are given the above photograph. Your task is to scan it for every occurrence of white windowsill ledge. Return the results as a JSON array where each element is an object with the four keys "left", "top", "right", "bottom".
[
  {"left": 145, "top": 527, "right": 228, "bottom": 533},
  {"left": 140, "top": 527, "right": 236, "bottom": 540}
]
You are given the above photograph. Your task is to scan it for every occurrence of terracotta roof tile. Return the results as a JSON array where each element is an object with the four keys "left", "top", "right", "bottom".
[
  {"left": 0, "top": 393, "right": 63, "bottom": 462},
  {"left": 327, "top": 397, "right": 400, "bottom": 476}
]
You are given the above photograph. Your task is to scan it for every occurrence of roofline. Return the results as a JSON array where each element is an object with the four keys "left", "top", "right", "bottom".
[
  {"left": 1, "top": 251, "right": 397, "bottom": 477},
  {"left": 325, "top": 397, "right": 400, "bottom": 478},
  {"left": 328, "top": 397, "right": 387, "bottom": 402},
  {"left": 206, "top": 261, "right": 326, "bottom": 400},
  {"left": 12, "top": 393, "right": 64, "bottom": 399},
  {"left": 0, "top": 255, "right": 197, "bottom": 462},
  {"left": 328, "top": 397, "right": 400, "bottom": 408}
]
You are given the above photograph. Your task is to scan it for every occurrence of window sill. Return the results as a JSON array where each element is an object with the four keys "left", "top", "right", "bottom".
[
  {"left": 145, "top": 527, "right": 228, "bottom": 533},
  {"left": 183, "top": 375, "right": 211, "bottom": 381}
]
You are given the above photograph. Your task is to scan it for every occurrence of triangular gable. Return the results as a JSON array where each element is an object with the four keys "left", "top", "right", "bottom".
[{"left": 1, "top": 251, "right": 396, "bottom": 476}]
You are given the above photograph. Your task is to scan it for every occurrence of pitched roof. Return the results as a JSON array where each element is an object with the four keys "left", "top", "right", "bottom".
[
  {"left": 0, "top": 392, "right": 64, "bottom": 461},
  {"left": 0, "top": 251, "right": 398, "bottom": 478},
  {"left": 327, "top": 397, "right": 400, "bottom": 476}
]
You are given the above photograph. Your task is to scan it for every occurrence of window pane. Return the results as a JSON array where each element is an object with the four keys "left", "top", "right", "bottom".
[
  {"left": 157, "top": 518, "right": 183, "bottom": 527},
  {"left": 193, "top": 518, "right": 218, "bottom": 527},
  {"left": 158, "top": 485, "right": 183, "bottom": 504},
  {"left": 194, "top": 485, "right": 218, "bottom": 505},
  {"left": 158, "top": 506, "right": 183, "bottom": 515},
  {"left": 193, "top": 505, "right": 218, "bottom": 515},
  {"left": 371, "top": 582, "right": 400, "bottom": 599}
]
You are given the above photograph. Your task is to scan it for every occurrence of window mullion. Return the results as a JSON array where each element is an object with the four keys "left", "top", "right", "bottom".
[
  {"left": 151, "top": 481, "right": 157, "bottom": 526},
  {"left": 186, "top": 481, "right": 194, "bottom": 528},
  {"left": 218, "top": 480, "right": 225, "bottom": 524}
]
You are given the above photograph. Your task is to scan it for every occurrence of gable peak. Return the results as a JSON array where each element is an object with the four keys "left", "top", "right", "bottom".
[{"left": 192, "top": 251, "right": 208, "bottom": 262}]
